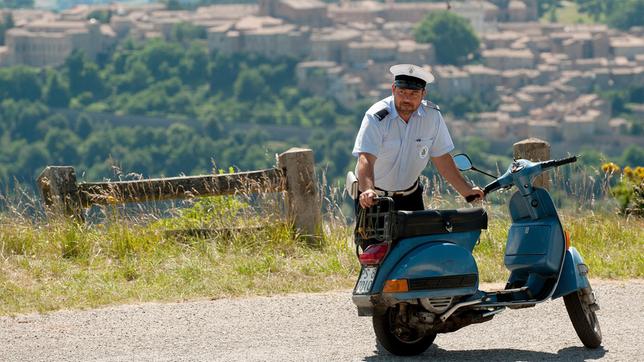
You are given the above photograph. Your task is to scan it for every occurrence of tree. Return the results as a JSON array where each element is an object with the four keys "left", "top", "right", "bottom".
[
  {"left": 43, "top": 71, "right": 70, "bottom": 108},
  {"left": 170, "top": 22, "right": 207, "bottom": 44},
  {"left": 233, "top": 67, "right": 268, "bottom": 101},
  {"left": 414, "top": 11, "right": 480, "bottom": 65},
  {"left": 607, "top": 0, "right": 644, "bottom": 30},
  {"left": 65, "top": 50, "right": 104, "bottom": 98},
  {"left": 0, "top": 66, "right": 41, "bottom": 101},
  {"left": 575, "top": 0, "right": 618, "bottom": 21},
  {"left": 87, "top": 9, "right": 111, "bottom": 24},
  {"left": 0, "top": 0, "right": 34, "bottom": 9},
  {"left": 135, "top": 40, "right": 183, "bottom": 80},
  {"left": 620, "top": 145, "right": 644, "bottom": 167},
  {"left": 208, "top": 52, "right": 239, "bottom": 94},
  {"left": 0, "top": 12, "right": 14, "bottom": 45},
  {"left": 179, "top": 44, "right": 209, "bottom": 86},
  {"left": 537, "top": 0, "right": 562, "bottom": 17}
]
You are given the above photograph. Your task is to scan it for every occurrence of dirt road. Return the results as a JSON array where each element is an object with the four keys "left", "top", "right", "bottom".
[{"left": 1, "top": 280, "right": 642, "bottom": 361}]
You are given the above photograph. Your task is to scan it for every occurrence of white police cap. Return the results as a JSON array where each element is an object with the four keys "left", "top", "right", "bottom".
[{"left": 390, "top": 64, "right": 435, "bottom": 89}]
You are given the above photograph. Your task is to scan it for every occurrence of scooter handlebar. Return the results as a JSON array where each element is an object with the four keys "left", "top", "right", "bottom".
[
  {"left": 541, "top": 155, "right": 578, "bottom": 169},
  {"left": 465, "top": 180, "right": 500, "bottom": 202}
]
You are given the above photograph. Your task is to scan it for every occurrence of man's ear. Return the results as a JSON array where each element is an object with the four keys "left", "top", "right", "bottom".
[{"left": 391, "top": 84, "right": 396, "bottom": 94}]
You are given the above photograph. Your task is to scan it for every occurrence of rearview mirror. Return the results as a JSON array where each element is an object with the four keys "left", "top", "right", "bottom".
[{"left": 453, "top": 154, "right": 473, "bottom": 171}]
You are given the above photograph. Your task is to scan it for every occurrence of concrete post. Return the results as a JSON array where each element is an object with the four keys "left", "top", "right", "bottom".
[
  {"left": 277, "top": 147, "right": 321, "bottom": 238},
  {"left": 37, "top": 166, "right": 84, "bottom": 222},
  {"left": 513, "top": 138, "right": 551, "bottom": 189}
]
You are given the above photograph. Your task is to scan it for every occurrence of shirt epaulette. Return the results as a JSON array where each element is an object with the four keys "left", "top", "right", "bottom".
[
  {"left": 374, "top": 108, "right": 389, "bottom": 121},
  {"left": 426, "top": 101, "right": 440, "bottom": 111}
]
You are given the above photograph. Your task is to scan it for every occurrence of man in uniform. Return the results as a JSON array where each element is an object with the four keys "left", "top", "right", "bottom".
[{"left": 352, "top": 63, "right": 483, "bottom": 211}]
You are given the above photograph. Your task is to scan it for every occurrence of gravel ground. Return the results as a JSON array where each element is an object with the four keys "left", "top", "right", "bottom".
[{"left": 1, "top": 280, "right": 642, "bottom": 361}]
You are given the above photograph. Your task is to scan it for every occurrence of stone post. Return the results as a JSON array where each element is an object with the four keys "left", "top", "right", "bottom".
[
  {"left": 513, "top": 138, "right": 551, "bottom": 189},
  {"left": 37, "top": 166, "right": 84, "bottom": 222},
  {"left": 277, "top": 148, "right": 321, "bottom": 239}
]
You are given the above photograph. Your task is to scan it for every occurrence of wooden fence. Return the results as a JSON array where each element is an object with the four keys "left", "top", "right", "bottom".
[{"left": 37, "top": 147, "right": 322, "bottom": 237}]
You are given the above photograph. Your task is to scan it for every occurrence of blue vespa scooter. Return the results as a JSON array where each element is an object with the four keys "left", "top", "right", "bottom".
[{"left": 351, "top": 154, "right": 601, "bottom": 356}]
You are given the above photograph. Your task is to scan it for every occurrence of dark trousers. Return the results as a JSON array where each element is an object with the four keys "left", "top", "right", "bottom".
[{"left": 354, "top": 183, "right": 424, "bottom": 215}]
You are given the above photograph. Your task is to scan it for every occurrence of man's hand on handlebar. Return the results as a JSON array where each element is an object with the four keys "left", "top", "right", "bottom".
[
  {"left": 464, "top": 186, "right": 484, "bottom": 203},
  {"left": 359, "top": 189, "right": 378, "bottom": 209}
]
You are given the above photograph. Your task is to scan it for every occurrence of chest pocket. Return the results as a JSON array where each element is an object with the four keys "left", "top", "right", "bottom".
[{"left": 416, "top": 137, "right": 434, "bottom": 160}]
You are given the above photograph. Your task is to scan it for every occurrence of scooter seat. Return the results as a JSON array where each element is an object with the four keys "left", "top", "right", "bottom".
[{"left": 393, "top": 207, "right": 488, "bottom": 239}]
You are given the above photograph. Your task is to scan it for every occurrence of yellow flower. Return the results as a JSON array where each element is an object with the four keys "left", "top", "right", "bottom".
[
  {"left": 601, "top": 162, "right": 620, "bottom": 174},
  {"left": 624, "top": 166, "right": 633, "bottom": 178},
  {"left": 635, "top": 166, "right": 644, "bottom": 181}
]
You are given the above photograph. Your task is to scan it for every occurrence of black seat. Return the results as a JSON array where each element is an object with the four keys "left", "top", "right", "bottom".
[{"left": 393, "top": 208, "right": 488, "bottom": 239}]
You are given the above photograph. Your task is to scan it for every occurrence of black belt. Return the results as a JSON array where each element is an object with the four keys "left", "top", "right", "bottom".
[{"left": 375, "top": 179, "right": 419, "bottom": 197}]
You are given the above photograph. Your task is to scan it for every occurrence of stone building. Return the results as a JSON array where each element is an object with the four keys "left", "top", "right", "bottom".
[
  {"left": 528, "top": 120, "right": 560, "bottom": 141},
  {"left": 207, "top": 16, "right": 310, "bottom": 59},
  {"left": 562, "top": 115, "right": 596, "bottom": 141},
  {"left": 3, "top": 19, "right": 115, "bottom": 67},
  {"left": 310, "top": 28, "right": 361, "bottom": 62},
  {"left": 433, "top": 65, "right": 472, "bottom": 98},
  {"left": 482, "top": 48, "right": 535, "bottom": 69},
  {"left": 259, "top": 0, "right": 330, "bottom": 27},
  {"left": 611, "top": 36, "right": 644, "bottom": 60}
]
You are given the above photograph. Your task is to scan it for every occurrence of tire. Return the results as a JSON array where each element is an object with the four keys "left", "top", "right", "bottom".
[
  {"left": 563, "top": 286, "right": 602, "bottom": 348},
  {"left": 372, "top": 305, "right": 437, "bottom": 356}
]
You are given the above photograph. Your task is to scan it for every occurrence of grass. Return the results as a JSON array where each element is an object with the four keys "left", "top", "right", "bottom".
[
  {"left": 474, "top": 209, "right": 644, "bottom": 282},
  {"left": 0, "top": 191, "right": 642, "bottom": 316},
  {"left": 540, "top": 1, "right": 597, "bottom": 25}
]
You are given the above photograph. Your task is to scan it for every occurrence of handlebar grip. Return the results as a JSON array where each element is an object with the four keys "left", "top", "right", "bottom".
[
  {"left": 554, "top": 155, "right": 577, "bottom": 167},
  {"left": 484, "top": 180, "right": 500, "bottom": 194},
  {"left": 542, "top": 155, "right": 578, "bottom": 169}
]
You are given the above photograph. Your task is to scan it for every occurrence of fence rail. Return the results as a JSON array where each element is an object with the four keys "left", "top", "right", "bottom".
[
  {"left": 37, "top": 148, "right": 321, "bottom": 237},
  {"left": 77, "top": 168, "right": 284, "bottom": 206}
]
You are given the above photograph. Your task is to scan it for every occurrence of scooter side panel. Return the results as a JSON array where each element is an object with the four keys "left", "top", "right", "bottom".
[
  {"left": 372, "top": 233, "right": 480, "bottom": 300},
  {"left": 551, "top": 247, "right": 590, "bottom": 299}
]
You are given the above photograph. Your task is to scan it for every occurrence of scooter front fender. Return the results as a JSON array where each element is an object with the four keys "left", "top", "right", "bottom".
[
  {"left": 377, "top": 241, "right": 479, "bottom": 300},
  {"left": 551, "top": 247, "right": 590, "bottom": 299}
]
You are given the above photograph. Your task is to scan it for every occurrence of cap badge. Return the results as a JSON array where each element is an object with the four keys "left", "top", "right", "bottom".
[{"left": 408, "top": 66, "right": 414, "bottom": 74}]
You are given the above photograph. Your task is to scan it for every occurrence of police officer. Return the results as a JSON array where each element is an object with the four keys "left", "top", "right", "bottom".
[{"left": 352, "top": 63, "right": 484, "bottom": 211}]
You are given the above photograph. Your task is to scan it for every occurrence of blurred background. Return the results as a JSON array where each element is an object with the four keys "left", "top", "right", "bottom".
[{"left": 0, "top": 0, "right": 642, "bottom": 214}]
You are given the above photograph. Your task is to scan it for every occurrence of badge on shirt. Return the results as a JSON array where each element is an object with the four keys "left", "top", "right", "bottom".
[{"left": 419, "top": 145, "right": 429, "bottom": 159}]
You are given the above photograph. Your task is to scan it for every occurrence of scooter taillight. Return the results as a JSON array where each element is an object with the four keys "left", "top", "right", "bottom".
[{"left": 359, "top": 242, "right": 389, "bottom": 265}]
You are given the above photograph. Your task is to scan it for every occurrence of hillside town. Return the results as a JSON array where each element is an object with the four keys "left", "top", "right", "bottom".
[{"left": 1, "top": 0, "right": 643, "bottom": 150}]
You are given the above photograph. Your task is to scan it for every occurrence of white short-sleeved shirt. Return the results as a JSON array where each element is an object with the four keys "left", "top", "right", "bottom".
[{"left": 352, "top": 95, "right": 454, "bottom": 191}]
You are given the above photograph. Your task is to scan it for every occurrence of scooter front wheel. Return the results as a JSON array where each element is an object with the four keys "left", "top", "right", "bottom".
[
  {"left": 564, "top": 285, "right": 602, "bottom": 348},
  {"left": 372, "top": 305, "right": 437, "bottom": 356}
]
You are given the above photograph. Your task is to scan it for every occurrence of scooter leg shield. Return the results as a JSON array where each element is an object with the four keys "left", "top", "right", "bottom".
[{"left": 552, "top": 247, "right": 591, "bottom": 299}]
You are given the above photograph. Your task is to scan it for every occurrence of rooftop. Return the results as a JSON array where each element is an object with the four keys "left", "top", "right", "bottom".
[
  {"left": 280, "top": 0, "right": 326, "bottom": 10},
  {"left": 483, "top": 48, "right": 534, "bottom": 57}
]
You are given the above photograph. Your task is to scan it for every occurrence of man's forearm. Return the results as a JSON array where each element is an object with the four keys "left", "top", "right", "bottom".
[
  {"left": 357, "top": 153, "right": 376, "bottom": 192},
  {"left": 432, "top": 154, "right": 472, "bottom": 196}
]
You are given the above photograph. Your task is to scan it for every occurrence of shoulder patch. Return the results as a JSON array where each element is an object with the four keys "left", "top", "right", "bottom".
[
  {"left": 426, "top": 101, "right": 441, "bottom": 111},
  {"left": 374, "top": 108, "right": 389, "bottom": 121}
]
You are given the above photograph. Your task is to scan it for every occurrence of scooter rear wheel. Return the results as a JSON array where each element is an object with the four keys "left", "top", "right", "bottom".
[
  {"left": 372, "top": 305, "right": 437, "bottom": 356},
  {"left": 564, "top": 286, "right": 602, "bottom": 348}
]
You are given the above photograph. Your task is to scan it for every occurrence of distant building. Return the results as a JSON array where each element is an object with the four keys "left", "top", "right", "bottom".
[
  {"left": 207, "top": 16, "right": 310, "bottom": 59},
  {"left": 3, "top": 19, "right": 115, "bottom": 67},
  {"left": 259, "top": 0, "right": 330, "bottom": 27},
  {"left": 611, "top": 36, "right": 644, "bottom": 60},
  {"left": 482, "top": 48, "right": 535, "bottom": 70}
]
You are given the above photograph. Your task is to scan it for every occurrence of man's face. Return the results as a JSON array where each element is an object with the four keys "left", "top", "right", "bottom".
[{"left": 392, "top": 85, "right": 425, "bottom": 114}]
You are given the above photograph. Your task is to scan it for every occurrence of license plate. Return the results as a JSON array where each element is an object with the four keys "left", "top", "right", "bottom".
[{"left": 354, "top": 266, "right": 377, "bottom": 294}]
